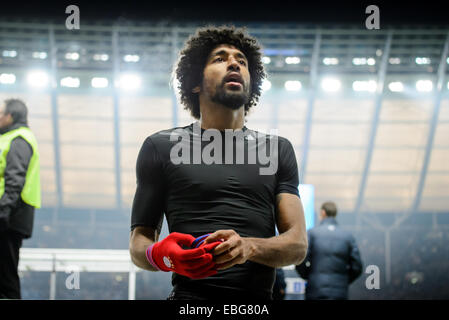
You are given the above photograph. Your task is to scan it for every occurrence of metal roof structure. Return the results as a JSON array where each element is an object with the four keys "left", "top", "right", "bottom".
[{"left": 1, "top": 20, "right": 449, "bottom": 232}]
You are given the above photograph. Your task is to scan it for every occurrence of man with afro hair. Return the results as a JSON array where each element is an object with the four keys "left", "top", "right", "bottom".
[{"left": 130, "top": 26, "right": 307, "bottom": 300}]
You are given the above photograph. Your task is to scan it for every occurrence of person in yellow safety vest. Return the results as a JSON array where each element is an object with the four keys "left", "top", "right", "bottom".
[{"left": 0, "top": 99, "right": 40, "bottom": 299}]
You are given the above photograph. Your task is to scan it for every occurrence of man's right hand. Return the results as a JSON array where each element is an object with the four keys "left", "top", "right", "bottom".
[{"left": 146, "top": 232, "right": 219, "bottom": 279}]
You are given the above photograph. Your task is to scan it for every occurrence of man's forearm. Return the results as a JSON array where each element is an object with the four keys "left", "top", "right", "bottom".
[
  {"left": 247, "top": 230, "right": 307, "bottom": 268},
  {"left": 129, "top": 229, "right": 158, "bottom": 271},
  {"left": 205, "top": 228, "right": 307, "bottom": 270}
]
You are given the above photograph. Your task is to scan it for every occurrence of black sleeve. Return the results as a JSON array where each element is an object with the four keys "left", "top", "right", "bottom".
[
  {"left": 130, "top": 137, "right": 166, "bottom": 233},
  {"left": 0, "top": 137, "right": 33, "bottom": 232},
  {"left": 348, "top": 234, "right": 363, "bottom": 283},
  {"left": 275, "top": 138, "right": 300, "bottom": 197}
]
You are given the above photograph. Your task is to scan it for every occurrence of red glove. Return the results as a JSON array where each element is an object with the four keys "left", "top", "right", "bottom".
[
  {"left": 146, "top": 232, "right": 219, "bottom": 279},
  {"left": 192, "top": 233, "right": 223, "bottom": 251}
]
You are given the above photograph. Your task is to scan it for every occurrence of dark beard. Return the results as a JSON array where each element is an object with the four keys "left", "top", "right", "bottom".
[{"left": 211, "top": 81, "right": 250, "bottom": 110}]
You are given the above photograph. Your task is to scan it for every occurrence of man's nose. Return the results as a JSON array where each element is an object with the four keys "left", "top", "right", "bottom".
[{"left": 227, "top": 57, "right": 240, "bottom": 71}]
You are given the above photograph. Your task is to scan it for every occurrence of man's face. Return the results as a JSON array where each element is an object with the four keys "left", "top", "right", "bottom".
[
  {"left": 0, "top": 104, "right": 13, "bottom": 130},
  {"left": 319, "top": 209, "right": 327, "bottom": 221},
  {"left": 197, "top": 44, "right": 251, "bottom": 110}
]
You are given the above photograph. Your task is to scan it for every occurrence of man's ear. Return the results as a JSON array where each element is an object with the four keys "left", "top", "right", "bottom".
[
  {"left": 7, "top": 114, "right": 14, "bottom": 125},
  {"left": 320, "top": 210, "right": 326, "bottom": 219},
  {"left": 192, "top": 86, "right": 200, "bottom": 93}
]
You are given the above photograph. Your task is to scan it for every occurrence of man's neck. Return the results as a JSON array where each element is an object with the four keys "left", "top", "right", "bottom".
[
  {"left": 0, "top": 122, "right": 26, "bottom": 134},
  {"left": 199, "top": 103, "right": 245, "bottom": 131}
]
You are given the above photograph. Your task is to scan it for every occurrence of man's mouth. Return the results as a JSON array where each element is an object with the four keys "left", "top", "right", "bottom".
[
  {"left": 224, "top": 73, "right": 244, "bottom": 87},
  {"left": 225, "top": 81, "right": 243, "bottom": 88}
]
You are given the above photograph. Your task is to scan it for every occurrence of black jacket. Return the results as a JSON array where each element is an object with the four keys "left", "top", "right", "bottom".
[
  {"left": 0, "top": 122, "right": 35, "bottom": 239},
  {"left": 273, "top": 268, "right": 287, "bottom": 300},
  {"left": 295, "top": 217, "right": 363, "bottom": 300}
]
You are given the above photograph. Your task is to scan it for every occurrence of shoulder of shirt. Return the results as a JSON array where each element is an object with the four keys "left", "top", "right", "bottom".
[
  {"left": 143, "top": 125, "right": 294, "bottom": 147},
  {"left": 10, "top": 136, "right": 33, "bottom": 150},
  {"left": 7, "top": 137, "right": 33, "bottom": 159},
  {"left": 143, "top": 124, "right": 193, "bottom": 145},
  {"left": 245, "top": 127, "right": 292, "bottom": 145}
]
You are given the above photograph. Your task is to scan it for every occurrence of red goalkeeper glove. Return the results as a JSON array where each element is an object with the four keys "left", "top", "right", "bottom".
[
  {"left": 191, "top": 233, "right": 223, "bottom": 250},
  {"left": 145, "top": 232, "right": 219, "bottom": 279}
]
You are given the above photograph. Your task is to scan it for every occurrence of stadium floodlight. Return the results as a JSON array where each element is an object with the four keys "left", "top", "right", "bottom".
[
  {"left": 284, "top": 80, "right": 302, "bottom": 91},
  {"left": 123, "top": 54, "right": 140, "bottom": 63},
  {"left": 261, "top": 79, "right": 271, "bottom": 91},
  {"left": 447, "top": 57, "right": 449, "bottom": 64},
  {"left": 389, "top": 57, "right": 401, "bottom": 65},
  {"left": 262, "top": 56, "right": 271, "bottom": 64},
  {"left": 60, "top": 77, "right": 80, "bottom": 88},
  {"left": 93, "top": 54, "right": 109, "bottom": 61},
  {"left": 415, "top": 57, "right": 431, "bottom": 65},
  {"left": 32, "top": 51, "right": 48, "bottom": 59},
  {"left": 367, "top": 58, "right": 376, "bottom": 65},
  {"left": 321, "top": 77, "right": 341, "bottom": 92},
  {"left": 65, "top": 52, "right": 80, "bottom": 61},
  {"left": 353, "top": 57, "right": 375, "bottom": 66},
  {"left": 416, "top": 80, "right": 433, "bottom": 92},
  {"left": 91, "top": 77, "right": 109, "bottom": 88},
  {"left": 2, "top": 50, "right": 17, "bottom": 58},
  {"left": 172, "top": 78, "right": 180, "bottom": 90},
  {"left": 119, "top": 73, "right": 141, "bottom": 91},
  {"left": 352, "top": 57, "right": 367, "bottom": 65},
  {"left": 388, "top": 81, "right": 404, "bottom": 92},
  {"left": 26, "top": 70, "right": 49, "bottom": 88},
  {"left": 352, "top": 80, "right": 377, "bottom": 92},
  {"left": 323, "top": 57, "right": 339, "bottom": 65},
  {"left": 285, "top": 57, "right": 300, "bottom": 64},
  {"left": 0, "top": 73, "right": 16, "bottom": 84}
]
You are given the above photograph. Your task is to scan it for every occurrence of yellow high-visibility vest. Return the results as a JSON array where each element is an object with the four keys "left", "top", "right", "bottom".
[{"left": 0, "top": 126, "right": 41, "bottom": 208}]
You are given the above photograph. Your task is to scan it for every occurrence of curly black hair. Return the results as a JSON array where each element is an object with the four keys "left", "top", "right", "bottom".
[{"left": 174, "top": 25, "right": 266, "bottom": 120}]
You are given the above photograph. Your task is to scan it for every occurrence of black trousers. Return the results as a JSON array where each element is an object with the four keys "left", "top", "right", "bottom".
[
  {"left": 0, "top": 231, "right": 23, "bottom": 299},
  {"left": 167, "top": 285, "right": 272, "bottom": 300}
]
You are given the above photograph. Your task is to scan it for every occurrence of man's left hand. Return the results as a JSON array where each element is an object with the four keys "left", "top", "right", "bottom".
[{"left": 203, "top": 229, "right": 255, "bottom": 271}]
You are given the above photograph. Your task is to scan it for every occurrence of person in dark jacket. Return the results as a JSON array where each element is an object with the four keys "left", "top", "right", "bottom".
[
  {"left": 272, "top": 268, "right": 287, "bottom": 300},
  {"left": 0, "top": 99, "right": 41, "bottom": 299},
  {"left": 295, "top": 201, "right": 362, "bottom": 300}
]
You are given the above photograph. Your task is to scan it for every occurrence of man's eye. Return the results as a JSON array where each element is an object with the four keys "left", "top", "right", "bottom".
[
  {"left": 214, "top": 57, "right": 224, "bottom": 62},
  {"left": 239, "top": 60, "right": 246, "bottom": 65}
]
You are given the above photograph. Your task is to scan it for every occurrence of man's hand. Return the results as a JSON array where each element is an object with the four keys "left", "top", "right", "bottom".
[
  {"left": 203, "top": 230, "right": 255, "bottom": 271},
  {"left": 147, "top": 232, "right": 218, "bottom": 279}
]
